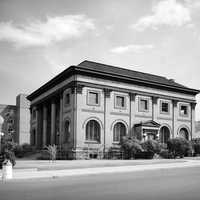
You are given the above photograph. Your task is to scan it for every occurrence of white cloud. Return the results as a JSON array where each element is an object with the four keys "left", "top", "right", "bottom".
[
  {"left": 0, "top": 15, "right": 95, "bottom": 47},
  {"left": 132, "top": 0, "right": 191, "bottom": 31},
  {"left": 110, "top": 44, "right": 154, "bottom": 54}
]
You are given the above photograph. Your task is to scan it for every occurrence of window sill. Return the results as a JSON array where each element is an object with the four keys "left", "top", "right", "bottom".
[
  {"left": 112, "top": 142, "right": 120, "bottom": 145},
  {"left": 138, "top": 109, "right": 149, "bottom": 113},
  {"left": 85, "top": 140, "right": 100, "bottom": 144}
]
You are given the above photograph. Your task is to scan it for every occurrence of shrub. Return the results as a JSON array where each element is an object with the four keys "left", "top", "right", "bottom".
[
  {"left": 191, "top": 138, "right": 200, "bottom": 156},
  {"left": 14, "top": 144, "right": 24, "bottom": 158},
  {"left": 120, "top": 136, "right": 143, "bottom": 159},
  {"left": 167, "top": 137, "right": 191, "bottom": 158},
  {"left": 159, "top": 149, "right": 174, "bottom": 159},
  {"left": 37, "top": 150, "right": 51, "bottom": 160},
  {"left": 22, "top": 143, "right": 34, "bottom": 153},
  {"left": 44, "top": 145, "right": 57, "bottom": 161},
  {"left": 13, "top": 143, "right": 36, "bottom": 158},
  {"left": 140, "top": 139, "right": 161, "bottom": 159}
]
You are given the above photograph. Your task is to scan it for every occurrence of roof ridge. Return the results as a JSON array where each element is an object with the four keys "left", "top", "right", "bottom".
[{"left": 79, "top": 60, "right": 169, "bottom": 80}]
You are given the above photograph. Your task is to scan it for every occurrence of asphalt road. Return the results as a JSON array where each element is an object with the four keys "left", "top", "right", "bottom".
[{"left": 1, "top": 167, "right": 200, "bottom": 200}]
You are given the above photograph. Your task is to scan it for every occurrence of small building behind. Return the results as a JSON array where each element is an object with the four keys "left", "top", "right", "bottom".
[{"left": 0, "top": 94, "right": 30, "bottom": 144}]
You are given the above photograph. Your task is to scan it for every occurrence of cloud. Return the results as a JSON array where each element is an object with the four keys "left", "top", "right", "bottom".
[
  {"left": 0, "top": 15, "right": 95, "bottom": 47},
  {"left": 132, "top": 0, "right": 191, "bottom": 31},
  {"left": 110, "top": 44, "right": 154, "bottom": 54}
]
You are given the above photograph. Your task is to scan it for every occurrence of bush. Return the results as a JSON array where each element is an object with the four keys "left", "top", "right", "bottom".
[
  {"left": 167, "top": 137, "right": 191, "bottom": 158},
  {"left": 4, "top": 150, "right": 16, "bottom": 166},
  {"left": 159, "top": 149, "right": 174, "bottom": 159},
  {"left": 21, "top": 143, "right": 34, "bottom": 153},
  {"left": 120, "top": 136, "right": 143, "bottom": 159},
  {"left": 37, "top": 150, "right": 51, "bottom": 160},
  {"left": 140, "top": 139, "right": 161, "bottom": 159},
  {"left": 13, "top": 143, "right": 36, "bottom": 158},
  {"left": 44, "top": 145, "right": 57, "bottom": 161},
  {"left": 191, "top": 138, "right": 200, "bottom": 156},
  {"left": 14, "top": 145, "right": 24, "bottom": 158}
]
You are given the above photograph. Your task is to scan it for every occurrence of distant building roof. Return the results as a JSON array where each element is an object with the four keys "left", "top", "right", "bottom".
[{"left": 28, "top": 60, "right": 200, "bottom": 101}]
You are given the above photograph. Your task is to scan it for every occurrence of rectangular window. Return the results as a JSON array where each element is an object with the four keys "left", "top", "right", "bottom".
[
  {"left": 161, "top": 101, "right": 169, "bottom": 113},
  {"left": 180, "top": 105, "right": 188, "bottom": 116},
  {"left": 65, "top": 93, "right": 70, "bottom": 106},
  {"left": 88, "top": 91, "right": 99, "bottom": 106},
  {"left": 139, "top": 98, "right": 149, "bottom": 111},
  {"left": 115, "top": 95, "right": 125, "bottom": 108},
  {"left": 32, "top": 109, "right": 36, "bottom": 120}
]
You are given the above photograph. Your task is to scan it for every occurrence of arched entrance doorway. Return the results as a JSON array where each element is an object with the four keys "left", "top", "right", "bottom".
[
  {"left": 159, "top": 126, "right": 170, "bottom": 144},
  {"left": 179, "top": 128, "right": 189, "bottom": 140}
]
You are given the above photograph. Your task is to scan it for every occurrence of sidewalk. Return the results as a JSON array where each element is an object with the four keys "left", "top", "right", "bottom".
[{"left": 1, "top": 159, "right": 200, "bottom": 180}]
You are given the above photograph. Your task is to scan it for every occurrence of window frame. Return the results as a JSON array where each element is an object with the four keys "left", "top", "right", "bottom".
[
  {"left": 138, "top": 97, "right": 150, "bottom": 112},
  {"left": 113, "top": 122, "right": 126, "bottom": 143},
  {"left": 32, "top": 109, "right": 36, "bottom": 120},
  {"left": 179, "top": 103, "right": 189, "bottom": 117},
  {"left": 160, "top": 100, "right": 170, "bottom": 115},
  {"left": 85, "top": 120, "right": 101, "bottom": 143},
  {"left": 87, "top": 90, "right": 101, "bottom": 106},
  {"left": 114, "top": 94, "right": 126, "bottom": 110},
  {"left": 64, "top": 92, "right": 70, "bottom": 107}
]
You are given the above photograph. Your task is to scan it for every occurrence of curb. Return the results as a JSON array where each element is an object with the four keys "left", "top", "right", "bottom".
[{"left": 1, "top": 160, "right": 200, "bottom": 181}]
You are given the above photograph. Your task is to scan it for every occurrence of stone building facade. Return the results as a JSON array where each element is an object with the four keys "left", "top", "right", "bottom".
[
  {"left": 27, "top": 61, "right": 199, "bottom": 159},
  {"left": 0, "top": 94, "right": 30, "bottom": 144}
]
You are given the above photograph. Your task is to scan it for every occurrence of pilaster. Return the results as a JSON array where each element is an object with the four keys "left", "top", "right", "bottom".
[
  {"left": 51, "top": 99, "right": 56, "bottom": 144},
  {"left": 59, "top": 93, "right": 63, "bottom": 145},
  {"left": 42, "top": 104, "right": 47, "bottom": 147}
]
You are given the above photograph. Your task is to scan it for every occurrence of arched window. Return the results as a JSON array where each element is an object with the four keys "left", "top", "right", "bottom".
[
  {"left": 113, "top": 122, "right": 126, "bottom": 142},
  {"left": 159, "top": 126, "right": 170, "bottom": 144},
  {"left": 179, "top": 128, "right": 189, "bottom": 140},
  {"left": 64, "top": 121, "right": 70, "bottom": 142},
  {"left": 86, "top": 120, "right": 100, "bottom": 142}
]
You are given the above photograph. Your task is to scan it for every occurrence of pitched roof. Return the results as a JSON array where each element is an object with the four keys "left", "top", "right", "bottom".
[
  {"left": 27, "top": 60, "right": 199, "bottom": 101},
  {"left": 134, "top": 120, "right": 161, "bottom": 128},
  {"left": 78, "top": 60, "right": 191, "bottom": 91}
]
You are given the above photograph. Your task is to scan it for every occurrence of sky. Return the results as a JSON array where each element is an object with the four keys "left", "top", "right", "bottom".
[{"left": 0, "top": 0, "right": 200, "bottom": 120}]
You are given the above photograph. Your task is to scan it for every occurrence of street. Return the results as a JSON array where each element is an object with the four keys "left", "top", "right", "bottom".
[{"left": 0, "top": 166, "right": 200, "bottom": 200}]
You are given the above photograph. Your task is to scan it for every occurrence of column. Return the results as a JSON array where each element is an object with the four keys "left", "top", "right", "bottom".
[
  {"left": 129, "top": 93, "right": 136, "bottom": 136},
  {"left": 103, "top": 88, "right": 112, "bottom": 152},
  {"left": 172, "top": 100, "right": 178, "bottom": 138},
  {"left": 42, "top": 104, "right": 47, "bottom": 147},
  {"left": 35, "top": 107, "right": 39, "bottom": 148},
  {"left": 130, "top": 93, "right": 136, "bottom": 137},
  {"left": 152, "top": 96, "right": 158, "bottom": 121},
  {"left": 51, "top": 99, "right": 56, "bottom": 145},
  {"left": 191, "top": 102, "right": 196, "bottom": 140},
  {"left": 59, "top": 93, "right": 63, "bottom": 145}
]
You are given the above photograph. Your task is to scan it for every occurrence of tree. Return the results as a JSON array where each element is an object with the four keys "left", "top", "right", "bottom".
[{"left": 1, "top": 132, "right": 16, "bottom": 166}]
